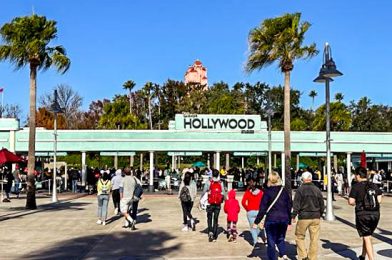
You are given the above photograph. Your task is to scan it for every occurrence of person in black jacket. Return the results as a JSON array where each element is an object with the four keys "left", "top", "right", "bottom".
[{"left": 292, "top": 171, "right": 325, "bottom": 260}]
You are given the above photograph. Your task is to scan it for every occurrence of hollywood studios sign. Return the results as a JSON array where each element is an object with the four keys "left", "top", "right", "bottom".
[{"left": 172, "top": 114, "right": 266, "bottom": 132}]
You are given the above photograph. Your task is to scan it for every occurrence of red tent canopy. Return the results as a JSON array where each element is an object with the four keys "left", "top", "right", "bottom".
[
  {"left": 360, "top": 150, "right": 367, "bottom": 168},
  {"left": 0, "top": 148, "right": 23, "bottom": 165}
]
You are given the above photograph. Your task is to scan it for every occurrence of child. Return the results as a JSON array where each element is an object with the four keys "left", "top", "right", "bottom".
[{"left": 224, "top": 189, "right": 240, "bottom": 242}]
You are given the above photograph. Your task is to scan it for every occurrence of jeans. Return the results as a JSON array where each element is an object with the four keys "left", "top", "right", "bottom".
[
  {"left": 207, "top": 204, "right": 221, "bottom": 238},
  {"left": 295, "top": 219, "right": 320, "bottom": 260},
  {"left": 181, "top": 201, "right": 194, "bottom": 225},
  {"left": 97, "top": 194, "right": 109, "bottom": 221},
  {"left": 72, "top": 180, "right": 78, "bottom": 193},
  {"left": 247, "top": 210, "right": 261, "bottom": 245},
  {"left": 112, "top": 189, "right": 120, "bottom": 210},
  {"left": 130, "top": 200, "right": 139, "bottom": 221},
  {"left": 265, "top": 220, "right": 288, "bottom": 260}
]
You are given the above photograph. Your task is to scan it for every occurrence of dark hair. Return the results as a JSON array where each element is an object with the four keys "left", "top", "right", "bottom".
[
  {"left": 183, "top": 175, "right": 191, "bottom": 186},
  {"left": 212, "top": 169, "right": 219, "bottom": 178},
  {"left": 102, "top": 172, "right": 109, "bottom": 181},
  {"left": 123, "top": 167, "right": 131, "bottom": 176},
  {"left": 355, "top": 167, "right": 367, "bottom": 179}
]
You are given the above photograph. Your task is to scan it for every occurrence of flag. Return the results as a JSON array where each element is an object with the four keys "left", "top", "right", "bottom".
[{"left": 0, "top": 88, "right": 3, "bottom": 93}]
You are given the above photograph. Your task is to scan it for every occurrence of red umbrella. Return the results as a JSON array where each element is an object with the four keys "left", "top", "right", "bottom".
[
  {"left": 360, "top": 150, "right": 367, "bottom": 168},
  {"left": 0, "top": 148, "right": 23, "bottom": 164}
]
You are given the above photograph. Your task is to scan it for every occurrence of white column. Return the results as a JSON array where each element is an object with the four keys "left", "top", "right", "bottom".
[
  {"left": 216, "top": 152, "right": 220, "bottom": 170},
  {"left": 388, "top": 161, "right": 392, "bottom": 171},
  {"left": 256, "top": 156, "right": 260, "bottom": 166},
  {"left": 178, "top": 156, "right": 181, "bottom": 169},
  {"left": 140, "top": 153, "right": 143, "bottom": 171},
  {"left": 241, "top": 157, "right": 245, "bottom": 169},
  {"left": 213, "top": 153, "right": 216, "bottom": 169},
  {"left": 81, "top": 151, "right": 87, "bottom": 187},
  {"left": 334, "top": 154, "right": 338, "bottom": 172},
  {"left": 114, "top": 154, "right": 118, "bottom": 169},
  {"left": 376, "top": 162, "right": 379, "bottom": 170},
  {"left": 347, "top": 153, "right": 352, "bottom": 188},
  {"left": 225, "top": 153, "right": 230, "bottom": 170},
  {"left": 130, "top": 155, "right": 134, "bottom": 167},
  {"left": 149, "top": 151, "right": 154, "bottom": 192},
  {"left": 64, "top": 164, "right": 68, "bottom": 191},
  {"left": 281, "top": 152, "right": 285, "bottom": 185},
  {"left": 171, "top": 155, "right": 175, "bottom": 171},
  {"left": 207, "top": 153, "right": 211, "bottom": 169},
  {"left": 274, "top": 153, "right": 277, "bottom": 168},
  {"left": 10, "top": 130, "right": 16, "bottom": 171},
  {"left": 296, "top": 154, "right": 300, "bottom": 171}
]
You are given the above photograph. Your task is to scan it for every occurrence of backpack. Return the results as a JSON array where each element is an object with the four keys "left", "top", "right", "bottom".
[
  {"left": 100, "top": 180, "right": 110, "bottom": 195},
  {"left": 180, "top": 186, "right": 192, "bottom": 202},
  {"left": 133, "top": 177, "right": 143, "bottom": 201},
  {"left": 363, "top": 183, "right": 379, "bottom": 211},
  {"left": 208, "top": 180, "right": 223, "bottom": 205}
]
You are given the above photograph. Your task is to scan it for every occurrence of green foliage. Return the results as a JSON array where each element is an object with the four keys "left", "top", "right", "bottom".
[{"left": 313, "top": 102, "right": 352, "bottom": 131}]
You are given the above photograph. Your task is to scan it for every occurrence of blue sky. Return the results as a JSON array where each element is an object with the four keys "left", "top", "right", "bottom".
[{"left": 0, "top": 1, "right": 391, "bottom": 120}]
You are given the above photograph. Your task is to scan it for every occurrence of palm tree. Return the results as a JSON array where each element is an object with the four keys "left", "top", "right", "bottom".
[
  {"left": 143, "top": 82, "right": 154, "bottom": 129},
  {"left": 0, "top": 15, "right": 70, "bottom": 209},
  {"left": 334, "top": 92, "right": 344, "bottom": 102},
  {"left": 309, "top": 90, "right": 317, "bottom": 111},
  {"left": 123, "top": 80, "right": 136, "bottom": 114},
  {"left": 246, "top": 13, "right": 318, "bottom": 192}
]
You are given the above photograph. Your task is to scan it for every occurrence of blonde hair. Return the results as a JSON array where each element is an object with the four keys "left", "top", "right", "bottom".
[{"left": 268, "top": 171, "right": 282, "bottom": 187}]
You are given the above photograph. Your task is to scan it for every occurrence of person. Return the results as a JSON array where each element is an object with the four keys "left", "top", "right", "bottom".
[
  {"left": 120, "top": 167, "right": 137, "bottom": 229},
  {"left": 179, "top": 173, "right": 196, "bottom": 231},
  {"left": 164, "top": 167, "right": 172, "bottom": 195},
  {"left": 253, "top": 171, "right": 291, "bottom": 260},
  {"left": 224, "top": 189, "right": 240, "bottom": 242},
  {"left": 96, "top": 172, "right": 112, "bottom": 225},
  {"left": 348, "top": 167, "right": 383, "bottom": 260},
  {"left": 202, "top": 169, "right": 225, "bottom": 242},
  {"left": 129, "top": 170, "right": 143, "bottom": 230},
  {"left": 292, "top": 171, "right": 325, "bottom": 260},
  {"left": 12, "top": 165, "right": 21, "bottom": 199},
  {"left": 335, "top": 171, "right": 344, "bottom": 196},
  {"left": 111, "top": 169, "right": 123, "bottom": 215},
  {"left": 241, "top": 177, "right": 266, "bottom": 248},
  {"left": 372, "top": 170, "right": 383, "bottom": 189},
  {"left": 71, "top": 169, "right": 80, "bottom": 193},
  {"left": 4, "top": 170, "right": 14, "bottom": 202}
]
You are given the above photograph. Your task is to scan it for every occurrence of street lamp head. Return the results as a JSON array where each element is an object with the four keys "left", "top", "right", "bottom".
[
  {"left": 313, "top": 65, "right": 334, "bottom": 83},
  {"left": 315, "top": 43, "right": 343, "bottom": 81},
  {"left": 323, "top": 58, "right": 343, "bottom": 78},
  {"left": 51, "top": 90, "right": 62, "bottom": 114}
]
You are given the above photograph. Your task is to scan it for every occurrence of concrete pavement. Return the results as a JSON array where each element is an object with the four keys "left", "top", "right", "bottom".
[{"left": 0, "top": 192, "right": 391, "bottom": 260}]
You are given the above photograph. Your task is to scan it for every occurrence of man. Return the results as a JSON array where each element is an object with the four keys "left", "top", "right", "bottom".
[
  {"left": 202, "top": 169, "right": 225, "bottom": 242},
  {"left": 349, "top": 167, "right": 382, "bottom": 260},
  {"left": 120, "top": 167, "right": 137, "bottom": 229},
  {"left": 292, "top": 171, "right": 325, "bottom": 260},
  {"left": 12, "top": 165, "right": 21, "bottom": 199}
]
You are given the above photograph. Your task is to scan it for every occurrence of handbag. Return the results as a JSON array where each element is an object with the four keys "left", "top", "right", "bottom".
[{"left": 266, "top": 186, "right": 284, "bottom": 214}]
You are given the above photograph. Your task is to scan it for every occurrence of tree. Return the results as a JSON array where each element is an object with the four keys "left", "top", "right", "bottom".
[
  {"left": 0, "top": 104, "right": 22, "bottom": 119},
  {"left": 309, "top": 90, "right": 317, "bottom": 111},
  {"left": 142, "top": 82, "right": 155, "bottom": 130},
  {"left": 246, "top": 12, "right": 318, "bottom": 192},
  {"left": 334, "top": 92, "right": 344, "bottom": 102},
  {"left": 123, "top": 80, "right": 136, "bottom": 114},
  {"left": 313, "top": 102, "right": 352, "bottom": 131},
  {"left": 75, "top": 99, "right": 109, "bottom": 129},
  {"left": 36, "top": 107, "right": 67, "bottom": 129},
  {"left": 0, "top": 15, "right": 70, "bottom": 209},
  {"left": 40, "top": 84, "right": 82, "bottom": 129}
]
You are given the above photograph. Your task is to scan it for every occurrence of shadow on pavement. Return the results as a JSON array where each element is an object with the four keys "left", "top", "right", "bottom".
[
  {"left": 246, "top": 241, "right": 297, "bottom": 259},
  {"left": 22, "top": 230, "right": 181, "bottom": 260},
  {"left": 321, "top": 239, "right": 357, "bottom": 259},
  {"left": 378, "top": 249, "right": 392, "bottom": 258},
  {"left": 0, "top": 201, "right": 90, "bottom": 222}
]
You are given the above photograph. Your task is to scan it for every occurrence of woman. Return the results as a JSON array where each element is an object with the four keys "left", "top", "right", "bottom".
[
  {"left": 96, "top": 172, "right": 112, "bottom": 225},
  {"left": 241, "top": 177, "right": 266, "bottom": 248},
  {"left": 253, "top": 171, "right": 291, "bottom": 260},
  {"left": 178, "top": 172, "right": 197, "bottom": 231}
]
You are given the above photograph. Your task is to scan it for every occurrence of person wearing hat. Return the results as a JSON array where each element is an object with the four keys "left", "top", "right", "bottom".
[{"left": 292, "top": 171, "right": 325, "bottom": 260}]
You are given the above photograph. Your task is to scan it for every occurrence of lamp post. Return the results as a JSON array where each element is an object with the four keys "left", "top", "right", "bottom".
[
  {"left": 265, "top": 96, "right": 274, "bottom": 176},
  {"left": 51, "top": 90, "right": 62, "bottom": 203},
  {"left": 314, "top": 43, "right": 343, "bottom": 221}
]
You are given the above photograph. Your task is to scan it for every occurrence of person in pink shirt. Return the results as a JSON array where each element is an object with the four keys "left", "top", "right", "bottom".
[
  {"left": 224, "top": 189, "right": 240, "bottom": 242},
  {"left": 242, "top": 177, "right": 266, "bottom": 248}
]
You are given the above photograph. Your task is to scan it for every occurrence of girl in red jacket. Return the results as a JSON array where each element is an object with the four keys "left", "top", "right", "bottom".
[{"left": 224, "top": 189, "right": 240, "bottom": 242}]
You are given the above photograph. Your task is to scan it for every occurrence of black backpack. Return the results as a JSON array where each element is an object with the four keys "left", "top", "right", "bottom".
[
  {"left": 363, "top": 182, "right": 379, "bottom": 211},
  {"left": 180, "top": 186, "right": 192, "bottom": 202},
  {"left": 133, "top": 177, "right": 143, "bottom": 201}
]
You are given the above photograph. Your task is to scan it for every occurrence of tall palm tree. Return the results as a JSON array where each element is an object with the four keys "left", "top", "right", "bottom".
[
  {"left": 143, "top": 82, "right": 154, "bottom": 129},
  {"left": 246, "top": 13, "right": 318, "bottom": 192},
  {"left": 0, "top": 15, "right": 70, "bottom": 209},
  {"left": 309, "top": 90, "right": 318, "bottom": 111},
  {"left": 123, "top": 80, "right": 136, "bottom": 114},
  {"left": 334, "top": 92, "right": 344, "bottom": 102}
]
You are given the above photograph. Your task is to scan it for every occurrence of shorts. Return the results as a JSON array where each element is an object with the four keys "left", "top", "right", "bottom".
[
  {"left": 120, "top": 198, "right": 133, "bottom": 214},
  {"left": 356, "top": 213, "right": 380, "bottom": 237}
]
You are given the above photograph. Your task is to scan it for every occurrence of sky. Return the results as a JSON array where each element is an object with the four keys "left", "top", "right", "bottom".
[{"left": 0, "top": 0, "right": 391, "bottom": 120}]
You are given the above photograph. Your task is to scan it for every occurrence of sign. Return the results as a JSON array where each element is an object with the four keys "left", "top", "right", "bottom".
[
  {"left": 175, "top": 114, "right": 265, "bottom": 131},
  {"left": 36, "top": 152, "right": 67, "bottom": 156},
  {"left": 168, "top": 152, "right": 202, "bottom": 156},
  {"left": 234, "top": 152, "right": 267, "bottom": 157},
  {"left": 100, "top": 152, "right": 136, "bottom": 156}
]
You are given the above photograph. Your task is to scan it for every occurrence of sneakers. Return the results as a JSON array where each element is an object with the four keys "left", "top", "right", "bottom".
[
  {"left": 358, "top": 256, "right": 365, "bottom": 260},
  {"left": 280, "top": 255, "right": 289, "bottom": 260},
  {"left": 228, "top": 235, "right": 234, "bottom": 242},
  {"left": 181, "top": 225, "right": 189, "bottom": 232},
  {"left": 232, "top": 238, "right": 237, "bottom": 243},
  {"left": 123, "top": 220, "right": 129, "bottom": 228},
  {"left": 126, "top": 215, "right": 134, "bottom": 223},
  {"left": 102, "top": 221, "right": 106, "bottom": 226},
  {"left": 208, "top": 233, "right": 214, "bottom": 242},
  {"left": 257, "top": 237, "right": 267, "bottom": 244},
  {"left": 130, "top": 220, "right": 136, "bottom": 230},
  {"left": 114, "top": 208, "right": 118, "bottom": 215},
  {"left": 96, "top": 219, "right": 102, "bottom": 225}
]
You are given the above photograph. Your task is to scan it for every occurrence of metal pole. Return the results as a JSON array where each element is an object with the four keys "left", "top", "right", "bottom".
[
  {"left": 268, "top": 114, "right": 272, "bottom": 175},
  {"left": 325, "top": 79, "right": 335, "bottom": 221},
  {"left": 52, "top": 112, "right": 58, "bottom": 202}
]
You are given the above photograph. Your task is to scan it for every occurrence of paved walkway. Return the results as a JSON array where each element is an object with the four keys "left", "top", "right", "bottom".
[{"left": 0, "top": 192, "right": 391, "bottom": 260}]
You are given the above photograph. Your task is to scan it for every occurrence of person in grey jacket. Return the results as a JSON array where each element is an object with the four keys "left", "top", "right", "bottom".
[
  {"left": 120, "top": 167, "right": 136, "bottom": 229},
  {"left": 292, "top": 171, "right": 325, "bottom": 260},
  {"left": 111, "top": 169, "right": 123, "bottom": 215}
]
